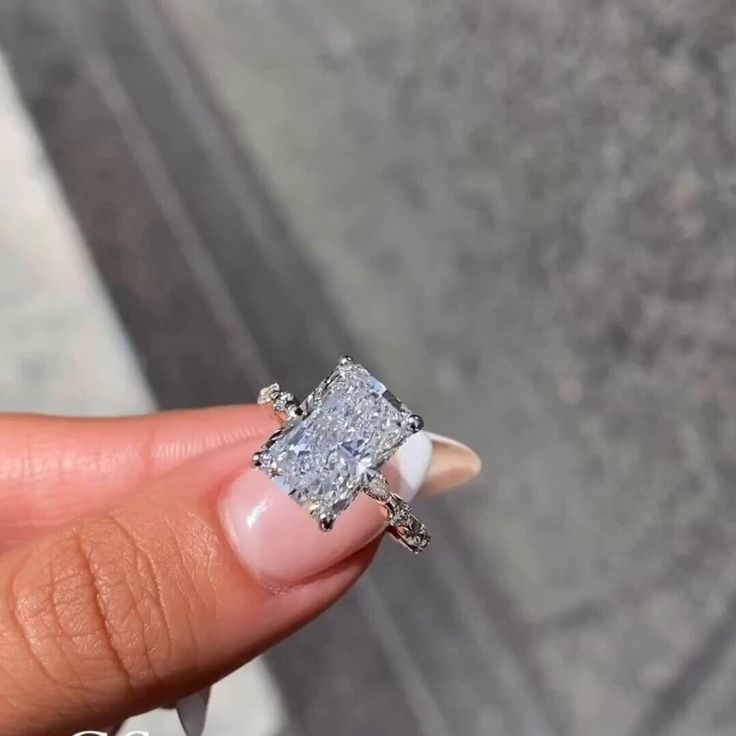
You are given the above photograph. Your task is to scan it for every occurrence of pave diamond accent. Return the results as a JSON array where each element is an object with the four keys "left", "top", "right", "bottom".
[
  {"left": 257, "top": 360, "right": 416, "bottom": 522},
  {"left": 257, "top": 383, "right": 280, "bottom": 406}
]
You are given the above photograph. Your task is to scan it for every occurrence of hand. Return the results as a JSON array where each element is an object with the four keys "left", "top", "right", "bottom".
[{"left": 0, "top": 406, "right": 479, "bottom": 736}]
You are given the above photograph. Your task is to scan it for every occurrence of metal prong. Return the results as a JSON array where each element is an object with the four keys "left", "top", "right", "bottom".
[
  {"left": 279, "top": 396, "right": 302, "bottom": 420},
  {"left": 405, "top": 414, "right": 424, "bottom": 433},
  {"left": 318, "top": 513, "right": 335, "bottom": 532},
  {"left": 252, "top": 451, "right": 264, "bottom": 468},
  {"left": 338, "top": 355, "right": 354, "bottom": 366}
]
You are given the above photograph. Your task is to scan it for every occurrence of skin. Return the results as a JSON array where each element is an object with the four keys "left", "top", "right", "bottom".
[{"left": 0, "top": 406, "right": 475, "bottom": 736}]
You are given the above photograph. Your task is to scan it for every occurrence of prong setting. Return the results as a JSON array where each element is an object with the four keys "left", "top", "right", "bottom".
[
  {"left": 405, "top": 414, "right": 424, "bottom": 433},
  {"left": 253, "top": 358, "right": 429, "bottom": 551},
  {"left": 273, "top": 391, "right": 301, "bottom": 420}
]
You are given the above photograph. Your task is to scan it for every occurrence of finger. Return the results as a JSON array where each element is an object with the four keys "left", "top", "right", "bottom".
[
  {"left": 0, "top": 406, "right": 277, "bottom": 549},
  {"left": 0, "top": 411, "right": 481, "bottom": 550},
  {"left": 0, "top": 429, "right": 446, "bottom": 736}
]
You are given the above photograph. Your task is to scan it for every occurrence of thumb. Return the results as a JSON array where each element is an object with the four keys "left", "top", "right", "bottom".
[{"left": 0, "top": 432, "right": 434, "bottom": 736}]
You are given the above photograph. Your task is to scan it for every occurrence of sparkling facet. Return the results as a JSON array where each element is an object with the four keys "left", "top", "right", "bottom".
[{"left": 259, "top": 362, "right": 415, "bottom": 520}]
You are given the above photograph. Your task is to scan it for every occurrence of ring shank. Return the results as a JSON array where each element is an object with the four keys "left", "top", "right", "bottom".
[{"left": 363, "top": 474, "right": 431, "bottom": 554}]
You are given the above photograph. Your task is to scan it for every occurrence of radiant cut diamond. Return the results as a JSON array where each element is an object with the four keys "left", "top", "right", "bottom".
[{"left": 257, "top": 360, "right": 417, "bottom": 522}]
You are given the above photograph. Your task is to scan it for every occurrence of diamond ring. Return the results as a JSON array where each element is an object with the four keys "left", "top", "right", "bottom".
[{"left": 253, "top": 356, "right": 431, "bottom": 554}]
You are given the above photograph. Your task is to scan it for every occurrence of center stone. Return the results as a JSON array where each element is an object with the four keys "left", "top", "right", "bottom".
[{"left": 258, "top": 361, "right": 415, "bottom": 521}]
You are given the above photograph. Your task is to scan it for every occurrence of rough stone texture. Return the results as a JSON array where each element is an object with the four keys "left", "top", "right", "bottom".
[{"left": 158, "top": 2, "right": 736, "bottom": 733}]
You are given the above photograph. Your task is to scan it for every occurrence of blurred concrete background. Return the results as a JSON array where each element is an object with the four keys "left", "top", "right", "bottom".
[
  {"left": 2, "top": 1, "right": 736, "bottom": 734},
  {"left": 0, "top": 54, "right": 153, "bottom": 416},
  {"left": 160, "top": 3, "right": 736, "bottom": 734}
]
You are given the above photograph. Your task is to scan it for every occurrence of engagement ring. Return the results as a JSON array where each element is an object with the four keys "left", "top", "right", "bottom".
[{"left": 254, "top": 356, "right": 431, "bottom": 553}]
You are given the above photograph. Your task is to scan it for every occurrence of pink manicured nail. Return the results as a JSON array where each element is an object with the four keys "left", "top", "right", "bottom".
[{"left": 220, "top": 432, "right": 432, "bottom": 587}]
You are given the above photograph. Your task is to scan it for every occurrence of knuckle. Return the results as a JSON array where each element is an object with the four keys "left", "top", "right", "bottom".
[
  {"left": 66, "top": 514, "right": 175, "bottom": 690},
  {"left": 3, "top": 515, "right": 180, "bottom": 698}
]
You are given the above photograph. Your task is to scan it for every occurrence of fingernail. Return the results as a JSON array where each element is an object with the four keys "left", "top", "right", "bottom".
[
  {"left": 422, "top": 432, "right": 482, "bottom": 496},
  {"left": 220, "top": 431, "right": 432, "bottom": 587},
  {"left": 175, "top": 688, "right": 211, "bottom": 736}
]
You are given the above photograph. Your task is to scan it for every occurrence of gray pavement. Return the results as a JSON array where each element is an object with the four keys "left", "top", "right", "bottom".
[
  {"left": 0, "top": 53, "right": 153, "bottom": 416},
  {"left": 159, "top": 2, "right": 736, "bottom": 733}
]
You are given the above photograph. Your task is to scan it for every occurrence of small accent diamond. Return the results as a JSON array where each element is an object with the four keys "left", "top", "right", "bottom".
[{"left": 257, "top": 383, "right": 280, "bottom": 406}]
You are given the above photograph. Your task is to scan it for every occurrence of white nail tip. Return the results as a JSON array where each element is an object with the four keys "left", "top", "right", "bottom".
[{"left": 392, "top": 430, "right": 432, "bottom": 501}]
